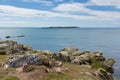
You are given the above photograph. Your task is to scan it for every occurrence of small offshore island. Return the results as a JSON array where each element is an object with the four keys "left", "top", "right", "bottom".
[
  {"left": 0, "top": 40, "right": 115, "bottom": 80},
  {"left": 42, "top": 26, "right": 80, "bottom": 29}
]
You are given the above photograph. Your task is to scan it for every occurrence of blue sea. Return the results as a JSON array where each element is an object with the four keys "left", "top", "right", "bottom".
[{"left": 0, "top": 27, "right": 120, "bottom": 79}]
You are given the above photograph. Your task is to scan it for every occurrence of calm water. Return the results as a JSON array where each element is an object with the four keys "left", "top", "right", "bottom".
[{"left": 0, "top": 27, "right": 120, "bottom": 79}]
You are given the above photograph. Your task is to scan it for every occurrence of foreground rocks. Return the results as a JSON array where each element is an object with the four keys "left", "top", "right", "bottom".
[
  {"left": 0, "top": 40, "right": 115, "bottom": 80},
  {"left": 53, "top": 47, "right": 115, "bottom": 74},
  {"left": 5, "top": 55, "right": 42, "bottom": 67}
]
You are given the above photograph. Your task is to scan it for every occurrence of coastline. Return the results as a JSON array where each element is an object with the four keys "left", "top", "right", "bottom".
[{"left": 0, "top": 40, "right": 115, "bottom": 80}]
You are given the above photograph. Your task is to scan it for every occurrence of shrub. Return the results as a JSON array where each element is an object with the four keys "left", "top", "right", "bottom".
[{"left": 23, "top": 65, "right": 35, "bottom": 72}]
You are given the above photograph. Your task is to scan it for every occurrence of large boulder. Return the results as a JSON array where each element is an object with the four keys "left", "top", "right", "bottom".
[
  {"left": 0, "top": 40, "right": 32, "bottom": 55},
  {"left": 53, "top": 47, "right": 80, "bottom": 62},
  {"left": 5, "top": 54, "right": 42, "bottom": 67}
]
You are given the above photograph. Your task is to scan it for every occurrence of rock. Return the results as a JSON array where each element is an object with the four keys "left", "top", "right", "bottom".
[
  {"left": 71, "top": 56, "right": 90, "bottom": 65},
  {"left": 0, "top": 40, "right": 32, "bottom": 55},
  {"left": 96, "top": 68, "right": 114, "bottom": 80},
  {"left": 71, "top": 51, "right": 81, "bottom": 56},
  {"left": 5, "top": 54, "right": 42, "bottom": 67},
  {"left": 5, "top": 36, "right": 11, "bottom": 38},
  {"left": 54, "top": 67, "right": 62, "bottom": 73},
  {"left": 56, "top": 61, "right": 63, "bottom": 66},
  {"left": 103, "top": 58, "right": 115, "bottom": 74},
  {"left": 93, "top": 51, "right": 102, "bottom": 56},
  {"left": 32, "top": 50, "right": 53, "bottom": 56},
  {"left": 45, "top": 59, "right": 62, "bottom": 68},
  {"left": 71, "top": 58, "right": 80, "bottom": 64},
  {"left": 54, "top": 47, "right": 79, "bottom": 62},
  {"left": 42, "top": 50, "right": 52, "bottom": 55},
  {"left": 52, "top": 53, "right": 71, "bottom": 62},
  {"left": 59, "top": 47, "right": 79, "bottom": 52},
  {"left": 58, "top": 51, "right": 69, "bottom": 57}
]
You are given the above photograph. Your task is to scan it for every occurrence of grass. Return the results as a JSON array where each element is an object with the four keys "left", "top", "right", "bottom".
[
  {"left": 90, "top": 58, "right": 106, "bottom": 70},
  {"left": 46, "top": 63, "right": 98, "bottom": 80},
  {"left": 5, "top": 76, "right": 20, "bottom": 80},
  {"left": 0, "top": 75, "right": 20, "bottom": 80},
  {"left": 0, "top": 55, "right": 8, "bottom": 61},
  {"left": 0, "top": 50, "right": 6, "bottom": 54},
  {"left": 46, "top": 72, "right": 71, "bottom": 80}
]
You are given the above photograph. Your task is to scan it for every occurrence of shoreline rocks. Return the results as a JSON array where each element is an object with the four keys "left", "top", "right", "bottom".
[{"left": 0, "top": 40, "right": 116, "bottom": 80}]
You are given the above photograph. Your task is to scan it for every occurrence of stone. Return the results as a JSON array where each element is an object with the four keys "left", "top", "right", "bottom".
[
  {"left": 71, "top": 51, "right": 81, "bottom": 56},
  {"left": 58, "top": 51, "right": 69, "bottom": 57},
  {"left": 59, "top": 47, "right": 79, "bottom": 53},
  {"left": 103, "top": 58, "right": 115, "bottom": 73},
  {"left": 96, "top": 68, "right": 114, "bottom": 80},
  {"left": 54, "top": 67, "right": 62, "bottom": 73},
  {"left": 5, "top": 54, "right": 42, "bottom": 67},
  {"left": 0, "top": 40, "right": 32, "bottom": 55}
]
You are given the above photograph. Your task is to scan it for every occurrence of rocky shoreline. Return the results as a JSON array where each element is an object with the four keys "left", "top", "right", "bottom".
[{"left": 0, "top": 40, "right": 115, "bottom": 80}]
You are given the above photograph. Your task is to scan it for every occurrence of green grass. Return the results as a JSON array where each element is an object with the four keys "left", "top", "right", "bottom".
[
  {"left": 0, "top": 75, "right": 20, "bottom": 80},
  {"left": 5, "top": 76, "right": 20, "bottom": 80},
  {"left": 0, "top": 50, "right": 6, "bottom": 54},
  {"left": 0, "top": 55, "right": 8, "bottom": 62},
  {"left": 23, "top": 66, "right": 35, "bottom": 72},
  {"left": 90, "top": 59, "right": 106, "bottom": 70},
  {"left": 46, "top": 72, "right": 71, "bottom": 80}
]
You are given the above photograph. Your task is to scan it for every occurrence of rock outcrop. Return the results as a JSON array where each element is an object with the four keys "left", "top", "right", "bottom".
[
  {"left": 0, "top": 41, "right": 115, "bottom": 80},
  {"left": 0, "top": 40, "right": 32, "bottom": 55},
  {"left": 52, "top": 47, "right": 115, "bottom": 74}
]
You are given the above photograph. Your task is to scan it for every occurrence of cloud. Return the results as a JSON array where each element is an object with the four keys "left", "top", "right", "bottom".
[
  {"left": 53, "top": 3, "right": 120, "bottom": 21},
  {"left": 54, "top": 0, "right": 64, "bottom": 2},
  {"left": 87, "top": 0, "right": 120, "bottom": 9},
  {"left": 53, "top": 3, "right": 89, "bottom": 12},
  {"left": 22, "top": 0, "right": 53, "bottom": 6},
  {"left": 0, "top": 3, "right": 120, "bottom": 27},
  {"left": 0, "top": 5, "right": 97, "bottom": 20},
  {"left": 22, "top": 0, "right": 64, "bottom": 6}
]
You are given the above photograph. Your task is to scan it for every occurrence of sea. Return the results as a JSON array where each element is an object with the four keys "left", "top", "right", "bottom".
[{"left": 0, "top": 27, "right": 120, "bottom": 79}]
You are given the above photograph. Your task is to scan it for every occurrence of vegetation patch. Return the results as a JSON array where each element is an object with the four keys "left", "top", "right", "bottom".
[
  {"left": 23, "top": 65, "right": 35, "bottom": 72},
  {"left": 46, "top": 72, "right": 71, "bottom": 80},
  {"left": 0, "top": 50, "right": 6, "bottom": 55},
  {"left": 5, "top": 76, "right": 20, "bottom": 80},
  {"left": 0, "top": 55, "right": 8, "bottom": 62},
  {"left": 90, "top": 59, "right": 106, "bottom": 70},
  {"left": 0, "top": 74, "right": 20, "bottom": 80}
]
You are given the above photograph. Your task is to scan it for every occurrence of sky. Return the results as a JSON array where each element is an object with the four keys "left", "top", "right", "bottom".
[{"left": 0, "top": 0, "right": 120, "bottom": 27}]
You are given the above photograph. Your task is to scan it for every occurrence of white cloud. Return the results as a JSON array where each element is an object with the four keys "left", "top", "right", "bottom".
[
  {"left": 22, "top": 0, "right": 64, "bottom": 6},
  {"left": 53, "top": 3, "right": 89, "bottom": 12},
  {"left": 54, "top": 0, "right": 64, "bottom": 2},
  {"left": 22, "top": 0, "right": 53, "bottom": 6},
  {"left": 53, "top": 3, "right": 120, "bottom": 21},
  {"left": 0, "top": 3, "right": 120, "bottom": 27},
  {"left": 87, "top": 0, "right": 120, "bottom": 9},
  {"left": 0, "top": 5, "right": 97, "bottom": 20}
]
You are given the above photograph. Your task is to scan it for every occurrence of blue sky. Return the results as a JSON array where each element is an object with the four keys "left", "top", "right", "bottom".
[{"left": 0, "top": 0, "right": 120, "bottom": 27}]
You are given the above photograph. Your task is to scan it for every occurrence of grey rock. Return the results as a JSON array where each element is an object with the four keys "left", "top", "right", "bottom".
[
  {"left": 6, "top": 54, "right": 42, "bottom": 67},
  {"left": 103, "top": 58, "right": 115, "bottom": 74},
  {"left": 59, "top": 47, "right": 79, "bottom": 53},
  {"left": 0, "top": 40, "right": 32, "bottom": 55},
  {"left": 96, "top": 68, "right": 114, "bottom": 80}
]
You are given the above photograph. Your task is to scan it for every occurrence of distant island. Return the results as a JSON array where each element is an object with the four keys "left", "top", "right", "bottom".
[{"left": 42, "top": 26, "right": 80, "bottom": 29}]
